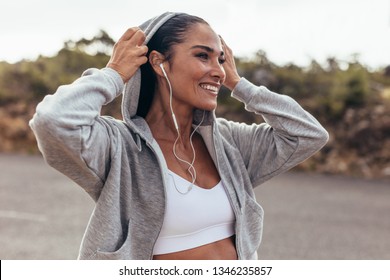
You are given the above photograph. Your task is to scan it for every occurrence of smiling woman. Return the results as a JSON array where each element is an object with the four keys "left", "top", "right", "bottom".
[{"left": 29, "top": 12, "right": 329, "bottom": 260}]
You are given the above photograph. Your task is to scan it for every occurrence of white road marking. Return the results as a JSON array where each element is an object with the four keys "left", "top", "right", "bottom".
[{"left": 0, "top": 210, "right": 47, "bottom": 222}]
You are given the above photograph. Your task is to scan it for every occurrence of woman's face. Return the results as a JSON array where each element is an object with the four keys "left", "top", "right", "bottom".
[{"left": 164, "top": 23, "right": 226, "bottom": 111}]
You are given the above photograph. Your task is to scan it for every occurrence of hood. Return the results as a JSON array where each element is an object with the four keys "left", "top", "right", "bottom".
[
  {"left": 122, "top": 12, "right": 178, "bottom": 123},
  {"left": 121, "top": 12, "right": 215, "bottom": 134}
]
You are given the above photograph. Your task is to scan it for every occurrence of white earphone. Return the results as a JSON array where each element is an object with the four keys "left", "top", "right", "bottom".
[{"left": 158, "top": 62, "right": 205, "bottom": 194}]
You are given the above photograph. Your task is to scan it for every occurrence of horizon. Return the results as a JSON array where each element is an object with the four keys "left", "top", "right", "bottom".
[{"left": 1, "top": 0, "right": 389, "bottom": 69}]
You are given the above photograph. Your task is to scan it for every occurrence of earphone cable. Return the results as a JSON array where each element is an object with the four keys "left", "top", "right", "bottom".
[{"left": 160, "top": 63, "right": 205, "bottom": 194}]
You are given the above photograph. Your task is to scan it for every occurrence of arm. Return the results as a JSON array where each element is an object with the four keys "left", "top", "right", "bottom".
[
  {"left": 219, "top": 37, "right": 329, "bottom": 187},
  {"left": 227, "top": 79, "right": 329, "bottom": 186},
  {"left": 29, "top": 68, "right": 124, "bottom": 199},
  {"left": 29, "top": 28, "right": 148, "bottom": 199}
]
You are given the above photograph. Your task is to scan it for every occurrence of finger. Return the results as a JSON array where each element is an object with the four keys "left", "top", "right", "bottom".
[
  {"left": 219, "top": 35, "right": 232, "bottom": 52},
  {"left": 128, "top": 29, "right": 146, "bottom": 47},
  {"left": 119, "top": 27, "right": 141, "bottom": 41},
  {"left": 135, "top": 55, "right": 148, "bottom": 66},
  {"left": 135, "top": 45, "right": 148, "bottom": 56},
  {"left": 129, "top": 44, "right": 148, "bottom": 57},
  {"left": 219, "top": 35, "right": 226, "bottom": 47},
  {"left": 219, "top": 35, "right": 225, "bottom": 51}
]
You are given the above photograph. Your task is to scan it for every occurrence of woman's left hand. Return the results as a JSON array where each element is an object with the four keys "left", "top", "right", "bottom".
[{"left": 220, "top": 36, "right": 241, "bottom": 91}]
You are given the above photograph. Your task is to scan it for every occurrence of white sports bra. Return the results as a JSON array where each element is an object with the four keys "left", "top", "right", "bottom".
[{"left": 153, "top": 170, "right": 236, "bottom": 255}]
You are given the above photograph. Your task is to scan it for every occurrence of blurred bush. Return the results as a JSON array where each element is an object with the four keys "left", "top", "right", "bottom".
[{"left": 0, "top": 31, "right": 389, "bottom": 178}]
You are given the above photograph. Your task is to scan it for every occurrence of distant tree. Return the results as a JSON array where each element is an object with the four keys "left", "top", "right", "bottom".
[
  {"left": 307, "top": 59, "right": 325, "bottom": 74},
  {"left": 326, "top": 57, "right": 340, "bottom": 73},
  {"left": 384, "top": 65, "right": 390, "bottom": 77},
  {"left": 64, "top": 30, "right": 115, "bottom": 55},
  {"left": 254, "top": 50, "right": 273, "bottom": 69}
]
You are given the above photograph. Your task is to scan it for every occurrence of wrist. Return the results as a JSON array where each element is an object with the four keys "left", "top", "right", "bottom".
[
  {"left": 107, "top": 63, "right": 127, "bottom": 82},
  {"left": 225, "top": 76, "right": 241, "bottom": 91}
]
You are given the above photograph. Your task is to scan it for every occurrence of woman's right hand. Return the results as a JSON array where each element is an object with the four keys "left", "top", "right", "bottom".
[{"left": 107, "top": 27, "right": 148, "bottom": 83}]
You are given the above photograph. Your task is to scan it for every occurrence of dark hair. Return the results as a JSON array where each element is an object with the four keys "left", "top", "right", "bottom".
[{"left": 137, "top": 13, "right": 209, "bottom": 118}]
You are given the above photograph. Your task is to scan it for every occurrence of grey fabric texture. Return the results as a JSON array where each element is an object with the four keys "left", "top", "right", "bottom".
[{"left": 29, "top": 12, "right": 329, "bottom": 259}]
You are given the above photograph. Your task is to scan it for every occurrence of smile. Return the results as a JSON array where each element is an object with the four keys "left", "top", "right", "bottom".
[{"left": 200, "top": 83, "right": 219, "bottom": 94}]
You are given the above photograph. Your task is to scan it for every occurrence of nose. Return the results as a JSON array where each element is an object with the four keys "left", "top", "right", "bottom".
[{"left": 210, "top": 60, "right": 226, "bottom": 83}]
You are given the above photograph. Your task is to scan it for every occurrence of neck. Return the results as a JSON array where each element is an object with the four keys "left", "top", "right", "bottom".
[{"left": 145, "top": 89, "right": 194, "bottom": 144}]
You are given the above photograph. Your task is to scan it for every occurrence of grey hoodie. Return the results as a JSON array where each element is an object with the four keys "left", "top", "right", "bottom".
[{"left": 29, "top": 12, "right": 329, "bottom": 260}]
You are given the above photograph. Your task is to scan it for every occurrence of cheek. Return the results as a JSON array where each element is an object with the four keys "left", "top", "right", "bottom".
[
  {"left": 192, "top": 63, "right": 211, "bottom": 79},
  {"left": 171, "top": 60, "right": 211, "bottom": 87},
  {"left": 181, "top": 67, "right": 207, "bottom": 84}
]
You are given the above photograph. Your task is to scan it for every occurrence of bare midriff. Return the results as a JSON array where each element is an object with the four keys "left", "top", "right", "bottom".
[{"left": 153, "top": 235, "right": 237, "bottom": 260}]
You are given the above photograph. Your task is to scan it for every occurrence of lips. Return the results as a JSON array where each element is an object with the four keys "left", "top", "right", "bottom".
[{"left": 199, "top": 83, "right": 220, "bottom": 94}]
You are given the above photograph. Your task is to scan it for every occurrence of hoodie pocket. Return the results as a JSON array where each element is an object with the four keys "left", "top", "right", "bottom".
[
  {"left": 239, "top": 193, "right": 264, "bottom": 259},
  {"left": 94, "top": 220, "right": 133, "bottom": 260}
]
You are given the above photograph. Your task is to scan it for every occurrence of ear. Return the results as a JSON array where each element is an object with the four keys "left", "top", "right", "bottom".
[{"left": 149, "top": 50, "right": 166, "bottom": 77}]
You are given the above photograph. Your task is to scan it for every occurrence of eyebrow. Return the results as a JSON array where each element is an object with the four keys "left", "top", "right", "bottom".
[{"left": 190, "top": 45, "right": 224, "bottom": 56}]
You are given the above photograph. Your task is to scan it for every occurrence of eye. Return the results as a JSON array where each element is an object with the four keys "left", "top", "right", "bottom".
[
  {"left": 195, "top": 52, "right": 209, "bottom": 60},
  {"left": 219, "top": 57, "right": 226, "bottom": 64}
]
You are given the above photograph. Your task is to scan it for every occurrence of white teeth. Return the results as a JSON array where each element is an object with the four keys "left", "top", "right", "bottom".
[{"left": 200, "top": 84, "right": 218, "bottom": 92}]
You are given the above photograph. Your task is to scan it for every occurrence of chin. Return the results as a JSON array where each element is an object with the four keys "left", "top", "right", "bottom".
[{"left": 198, "top": 103, "right": 217, "bottom": 112}]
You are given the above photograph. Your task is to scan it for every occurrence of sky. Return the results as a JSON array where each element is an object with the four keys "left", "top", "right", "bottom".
[{"left": 1, "top": 0, "right": 389, "bottom": 69}]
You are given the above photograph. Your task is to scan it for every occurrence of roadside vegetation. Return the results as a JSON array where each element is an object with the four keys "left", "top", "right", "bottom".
[{"left": 1, "top": 31, "right": 389, "bottom": 179}]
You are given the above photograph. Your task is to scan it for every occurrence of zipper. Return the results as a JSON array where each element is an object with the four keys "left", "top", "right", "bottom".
[
  {"left": 146, "top": 140, "right": 168, "bottom": 260},
  {"left": 212, "top": 125, "right": 243, "bottom": 260}
]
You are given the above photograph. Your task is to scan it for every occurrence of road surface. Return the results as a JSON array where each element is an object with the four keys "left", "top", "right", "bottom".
[{"left": 1, "top": 154, "right": 389, "bottom": 259}]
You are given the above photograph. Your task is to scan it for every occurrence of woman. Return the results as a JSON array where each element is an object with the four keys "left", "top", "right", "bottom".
[{"left": 30, "top": 12, "right": 328, "bottom": 260}]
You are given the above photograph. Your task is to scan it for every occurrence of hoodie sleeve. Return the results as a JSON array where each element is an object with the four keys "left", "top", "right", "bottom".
[
  {"left": 29, "top": 67, "right": 124, "bottom": 199},
  {"left": 224, "top": 78, "right": 329, "bottom": 187}
]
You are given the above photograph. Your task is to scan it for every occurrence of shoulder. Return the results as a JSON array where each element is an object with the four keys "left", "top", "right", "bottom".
[
  {"left": 215, "top": 118, "right": 248, "bottom": 142},
  {"left": 215, "top": 118, "right": 234, "bottom": 136},
  {"left": 215, "top": 117, "right": 267, "bottom": 136}
]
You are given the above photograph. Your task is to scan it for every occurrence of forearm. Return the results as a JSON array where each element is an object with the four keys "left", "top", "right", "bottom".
[
  {"left": 228, "top": 78, "right": 328, "bottom": 186},
  {"left": 231, "top": 78, "right": 328, "bottom": 143},
  {"left": 30, "top": 67, "right": 123, "bottom": 131},
  {"left": 29, "top": 68, "right": 124, "bottom": 196}
]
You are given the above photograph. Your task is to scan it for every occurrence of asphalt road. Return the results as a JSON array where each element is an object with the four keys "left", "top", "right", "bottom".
[{"left": 1, "top": 154, "right": 389, "bottom": 259}]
